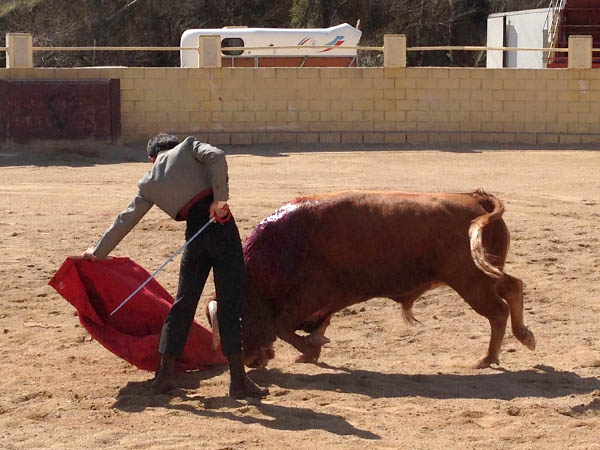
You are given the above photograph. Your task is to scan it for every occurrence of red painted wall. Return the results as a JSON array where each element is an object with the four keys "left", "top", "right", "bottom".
[{"left": 0, "top": 78, "right": 120, "bottom": 143}]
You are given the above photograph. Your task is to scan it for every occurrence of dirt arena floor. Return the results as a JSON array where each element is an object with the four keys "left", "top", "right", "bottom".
[{"left": 0, "top": 142, "right": 599, "bottom": 450}]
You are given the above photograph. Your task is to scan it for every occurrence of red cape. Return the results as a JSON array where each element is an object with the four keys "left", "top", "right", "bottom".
[{"left": 49, "top": 257, "right": 226, "bottom": 371}]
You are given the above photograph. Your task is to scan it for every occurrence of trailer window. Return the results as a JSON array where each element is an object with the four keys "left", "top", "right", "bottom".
[{"left": 221, "top": 38, "right": 244, "bottom": 56}]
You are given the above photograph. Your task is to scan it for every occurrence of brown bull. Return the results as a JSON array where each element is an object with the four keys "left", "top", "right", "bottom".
[{"left": 208, "top": 190, "right": 536, "bottom": 369}]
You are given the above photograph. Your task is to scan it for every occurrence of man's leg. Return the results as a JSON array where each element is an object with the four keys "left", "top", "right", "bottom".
[
  {"left": 210, "top": 219, "right": 268, "bottom": 398},
  {"left": 153, "top": 241, "right": 211, "bottom": 393}
]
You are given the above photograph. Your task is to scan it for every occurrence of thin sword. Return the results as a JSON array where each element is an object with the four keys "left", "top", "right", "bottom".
[{"left": 109, "top": 217, "right": 216, "bottom": 316}]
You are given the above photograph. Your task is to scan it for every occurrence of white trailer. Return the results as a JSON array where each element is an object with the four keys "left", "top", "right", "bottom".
[
  {"left": 487, "top": 8, "right": 555, "bottom": 68},
  {"left": 180, "top": 23, "right": 362, "bottom": 68}
]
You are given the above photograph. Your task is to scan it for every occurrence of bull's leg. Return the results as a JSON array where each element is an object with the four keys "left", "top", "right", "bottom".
[
  {"left": 275, "top": 314, "right": 333, "bottom": 364},
  {"left": 295, "top": 314, "right": 332, "bottom": 363},
  {"left": 496, "top": 274, "right": 536, "bottom": 350},
  {"left": 448, "top": 274, "right": 510, "bottom": 368},
  {"left": 274, "top": 323, "right": 320, "bottom": 363}
]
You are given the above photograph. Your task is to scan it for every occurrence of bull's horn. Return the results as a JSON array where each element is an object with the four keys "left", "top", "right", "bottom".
[
  {"left": 208, "top": 300, "right": 221, "bottom": 351},
  {"left": 308, "top": 333, "right": 330, "bottom": 346}
]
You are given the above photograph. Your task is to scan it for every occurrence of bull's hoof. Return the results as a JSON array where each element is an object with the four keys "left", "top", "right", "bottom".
[
  {"left": 294, "top": 353, "right": 320, "bottom": 364},
  {"left": 521, "top": 328, "right": 536, "bottom": 351},
  {"left": 474, "top": 355, "right": 500, "bottom": 369},
  {"left": 307, "top": 333, "right": 330, "bottom": 346}
]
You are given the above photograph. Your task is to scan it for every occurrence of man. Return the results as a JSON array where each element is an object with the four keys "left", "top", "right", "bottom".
[{"left": 84, "top": 133, "right": 268, "bottom": 399}]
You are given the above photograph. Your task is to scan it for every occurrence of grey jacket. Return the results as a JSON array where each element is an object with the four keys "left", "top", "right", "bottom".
[{"left": 92, "top": 136, "right": 229, "bottom": 258}]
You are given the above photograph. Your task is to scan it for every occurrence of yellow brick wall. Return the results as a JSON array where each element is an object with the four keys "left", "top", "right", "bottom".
[{"left": 1, "top": 66, "right": 600, "bottom": 145}]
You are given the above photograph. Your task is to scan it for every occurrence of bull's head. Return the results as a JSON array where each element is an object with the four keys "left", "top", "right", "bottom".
[{"left": 205, "top": 288, "right": 277, "bottom": 368}]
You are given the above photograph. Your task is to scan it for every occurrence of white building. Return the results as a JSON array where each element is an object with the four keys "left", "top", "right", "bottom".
[{"left": 487, "top": 8, "right": 555, "bottom": 68}]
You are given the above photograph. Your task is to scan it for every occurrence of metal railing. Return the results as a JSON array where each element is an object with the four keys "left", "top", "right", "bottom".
[
  {"left": 0, "top": 44, "right": 573, "bottom": 53},
  {"left": 0, "top": 44, "right": 572, "bottom": 55},
  {"left": 543, "top": 0, "right": 567, "bottom": 63}
]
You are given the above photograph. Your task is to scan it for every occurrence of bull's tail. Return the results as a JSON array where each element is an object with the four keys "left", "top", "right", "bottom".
[{"left": 468, "top": 190, "right": 505, "bottom": 279}]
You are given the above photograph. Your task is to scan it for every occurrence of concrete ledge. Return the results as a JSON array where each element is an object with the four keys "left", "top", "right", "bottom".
[{"left": 119, "top": 131, "right": 600, "bottom": 147}]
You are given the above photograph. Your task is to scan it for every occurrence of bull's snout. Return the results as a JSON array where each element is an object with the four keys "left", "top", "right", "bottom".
[
  {"left": 207, "top": 300, "right": 275, "bottom": 368},
  {"left": 244, "top": 343, "right": 275, "bottom": 368}
]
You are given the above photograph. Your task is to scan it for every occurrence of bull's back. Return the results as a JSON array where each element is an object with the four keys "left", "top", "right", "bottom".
[{"left": 244, "top": 191, "right": 502, "bottom": 302}]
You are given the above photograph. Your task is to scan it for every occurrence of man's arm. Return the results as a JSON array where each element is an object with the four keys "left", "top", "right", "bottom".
[
  {"left": 87, "top": 191, "right": 153, "bottom": 258},
  {"left": 191, "top": 141, "right": 229, "bottom": 202}
]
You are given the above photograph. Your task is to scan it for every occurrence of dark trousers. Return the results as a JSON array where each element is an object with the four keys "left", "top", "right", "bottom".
[{"left": 158, "top": 197, "right": 245, "bottom": 358}]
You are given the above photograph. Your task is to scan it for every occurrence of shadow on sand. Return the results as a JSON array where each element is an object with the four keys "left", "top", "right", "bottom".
[
  {"left": 112, "top": 366, "right": 379, "bottom": 440},
  {"left": 259, "top": 363, "right": 600, "bottom": 401},
  {"left": 111, "top": 363, "right": 598, "bottom": 439}
]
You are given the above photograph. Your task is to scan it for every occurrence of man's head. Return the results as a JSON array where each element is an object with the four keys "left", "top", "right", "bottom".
[{"left": 146, "top": 133, "right": 181, "bottom": 161}]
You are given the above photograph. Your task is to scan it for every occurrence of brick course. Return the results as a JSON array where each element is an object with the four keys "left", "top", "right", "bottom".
[{"left": 1, "top": 66, "right": 599, "bottom": 145}]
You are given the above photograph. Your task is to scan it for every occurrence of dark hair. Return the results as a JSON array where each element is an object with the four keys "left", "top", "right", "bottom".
[{"left": 146, "top": 133, "right": 181, "bottom": 159}]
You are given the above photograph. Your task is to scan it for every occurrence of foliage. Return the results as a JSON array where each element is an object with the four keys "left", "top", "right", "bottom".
[
  {"left": 0, "top": 0, "right": 43, "bottom": 18},
  {"left": 0, "top": 0, "right": 551, "bottom": 67}
]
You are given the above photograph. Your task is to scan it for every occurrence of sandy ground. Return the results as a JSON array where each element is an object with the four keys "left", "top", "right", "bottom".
[{"left": 0, "top": 142, "right": 599, "bottom": 450}]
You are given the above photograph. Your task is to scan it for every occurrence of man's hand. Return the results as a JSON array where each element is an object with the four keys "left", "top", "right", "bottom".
[
  {"left": 209, "top": 201, "right": 229, "bottom": 221},
  {"left": 82, "top": 247, "right": 100, "bottom": 260}
]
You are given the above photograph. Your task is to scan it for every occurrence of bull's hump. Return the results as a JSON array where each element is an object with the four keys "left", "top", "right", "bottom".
[
  {"left": 259, "top": 200, "right": 316, "bottom": 226},
  {"left": 244, "top": 200, "right": 320, "bottom": 300},
  {"left": 243, "top": 199, "right": 318, "bottom": 256}
]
